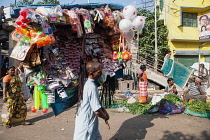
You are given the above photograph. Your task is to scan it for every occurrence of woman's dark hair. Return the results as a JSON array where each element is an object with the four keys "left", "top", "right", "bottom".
[
  {"left": 7, "top": 66, "right": 15, "bottom": 71},
  {"left": 201, "top": 25, "right": 207, "bottom": 32},
  {"left": 140, "top": 65, "right": 146, "bottom": 70},
  {"left": 167, "top": 78, "right": 173, "bottom": 83}
]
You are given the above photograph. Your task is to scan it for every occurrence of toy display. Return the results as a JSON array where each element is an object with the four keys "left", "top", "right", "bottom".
[{"left": 9, "top": 3, "right": 145, "bottom": 115}]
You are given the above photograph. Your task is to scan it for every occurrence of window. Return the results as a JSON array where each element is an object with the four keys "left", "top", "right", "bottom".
[
  {"left": 205, "top": 56, "right": 210, "bottom": 63},
  {"left": 182, "top": 12, "right": 197, "bottom": 27},
  {"left": 174, "top": 55, "right": 198, "bottom": 67}
]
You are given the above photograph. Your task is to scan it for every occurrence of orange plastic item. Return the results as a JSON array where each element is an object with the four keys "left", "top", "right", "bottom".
[
  {"left": 189, "top": 100, "right": 194, "bottom": 102},
  {"left": 12, "top": 27, "right": 30, "bottom": 41},
  {"left": 139, "top": 96, "right": 147, "bottom": 103},
  {"left": 112, "top": 51, "right": 118, "bottom": 60}
]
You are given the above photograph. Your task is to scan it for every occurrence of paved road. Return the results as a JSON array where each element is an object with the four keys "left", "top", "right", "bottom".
[{"left": 0, "top": 99, "right": 210, "bottom": 140}]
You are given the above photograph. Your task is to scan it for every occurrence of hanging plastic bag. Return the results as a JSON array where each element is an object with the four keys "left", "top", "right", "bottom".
[
  {"left": 68, "top": 9, "right": 83, "bottom": 37},
  {"left": 1, "top": 104, "right": 9, "bottom": 120},
  {"left": 36, "top": 6, "right": 51, "bottom": 17}
]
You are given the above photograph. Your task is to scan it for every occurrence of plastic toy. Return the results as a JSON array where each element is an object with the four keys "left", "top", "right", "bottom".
[
  {"left": 31, "top": 107, "right": 37, "bottom": 112},
  {"left": 112, "top": 51, "right": 118, "bottom": 60},
  {"left": 28, "top": 70, "right": 49, "bottom": 110},
  {"left": 34, "top": 85, "right": 41, "bottom": 109},
  {"left": 104, "top": 5, "right": 115, "bottom": 27},
  {"left": 42, "top": 108, "right": 48, "bottom": 113},
  {"left": 12, "top": 27, "right": 30, "bottom": 43},
  {"left": 83, "top": 14, "right": 93, "bottom": 34}
]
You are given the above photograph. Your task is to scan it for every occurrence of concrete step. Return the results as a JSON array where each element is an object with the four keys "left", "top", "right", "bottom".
[{"left": 125, "top": 61, "right": 183, "bottom": 92}]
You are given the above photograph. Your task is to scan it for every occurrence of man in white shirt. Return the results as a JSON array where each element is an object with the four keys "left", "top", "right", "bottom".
[{"left": 73, "top": 61, "right": 109, "bottom": 140}]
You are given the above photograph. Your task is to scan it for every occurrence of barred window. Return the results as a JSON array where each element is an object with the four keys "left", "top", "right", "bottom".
[{"left": 182, "top": 12, "right": 198, "bottom": 27}]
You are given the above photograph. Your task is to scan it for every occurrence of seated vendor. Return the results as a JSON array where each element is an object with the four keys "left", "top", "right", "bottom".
[
  {"left": 183, "top": 76, "right": 207, "bottom": 103},
  {"left": 164, "top": 78, "right": 178, "bottom": 95}
]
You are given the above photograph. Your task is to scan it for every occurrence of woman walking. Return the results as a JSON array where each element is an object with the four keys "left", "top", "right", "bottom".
[
  {"left": 138, "top": 65, "right": 148, "bottom": 103},
  {"left": 2, "top": 66, "right": 31, "bottom": 128}
]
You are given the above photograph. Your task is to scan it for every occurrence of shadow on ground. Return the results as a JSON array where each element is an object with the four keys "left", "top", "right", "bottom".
[
  {"left": 160, "top": 130, "right": 210, "bottom": 140},
  {"left": 110, "top": 113, "right": 167, "bottom": 140},
  {"left": 110, "top": 113, "right": 210, "bottom": 140}
]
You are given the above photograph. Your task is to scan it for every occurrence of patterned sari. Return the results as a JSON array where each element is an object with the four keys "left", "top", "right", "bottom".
[{"left": 2, "top": 75, "right": 27, "bottom": 125}]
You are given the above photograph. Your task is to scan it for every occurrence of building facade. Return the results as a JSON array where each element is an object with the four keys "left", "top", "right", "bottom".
[{"left": 158, "top": 0, "right": 210, "bottom": 67}]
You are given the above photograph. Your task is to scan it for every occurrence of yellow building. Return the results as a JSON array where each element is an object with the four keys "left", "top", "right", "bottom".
[{"left": 158, "top": 0, "right": 210, "bottom": 66}]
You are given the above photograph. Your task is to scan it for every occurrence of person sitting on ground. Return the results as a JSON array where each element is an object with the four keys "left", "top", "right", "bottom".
[
  {"left": 183, "top": 76, "right": 207, "bottom": 103},
  {"left": 164, "top": 78, "right": 178, "bottom": 95}
]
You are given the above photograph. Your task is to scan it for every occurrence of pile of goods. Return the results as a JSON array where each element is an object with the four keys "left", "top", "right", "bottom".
[
  {"left": 117, "top": 99, "right": 155, "bottom": 115},
  {"left": 158, "top": 94, "right": 185, "bottom": 114},
  {"left": 9, "top": 3, "right": 146, "bottom": 115},
  {"left": 185, "top": 100, "right": 210, "bottom": 118},
  {"left": 117, "top": 94, "right": 186, "bottom": 115}
]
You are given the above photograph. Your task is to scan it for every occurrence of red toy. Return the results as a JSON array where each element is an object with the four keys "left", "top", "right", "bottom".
[{"left": 31, "top": 107, "right": 37, "bottom": 113}]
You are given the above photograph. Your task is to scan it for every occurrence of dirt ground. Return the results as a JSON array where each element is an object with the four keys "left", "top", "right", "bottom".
[{"left": 0, "top": 98, "right": 210, "bottom": 140}]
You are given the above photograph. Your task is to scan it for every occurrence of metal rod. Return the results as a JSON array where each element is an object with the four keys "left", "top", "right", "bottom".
[
  {"left": 198, "top": 41, "right": 210, "bottom": 83},
  {"left": 154, "top": 0, "right": 158, "bottom": 71}
]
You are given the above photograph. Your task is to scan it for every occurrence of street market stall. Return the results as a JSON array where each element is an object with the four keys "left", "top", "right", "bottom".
[{"left": 7, "top": 3, "right": 146, "bottom": 116}]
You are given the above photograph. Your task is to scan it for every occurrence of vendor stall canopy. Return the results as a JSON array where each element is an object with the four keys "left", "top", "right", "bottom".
[{"left": 11, "top": 3, "right": 124, "bottom": 18}]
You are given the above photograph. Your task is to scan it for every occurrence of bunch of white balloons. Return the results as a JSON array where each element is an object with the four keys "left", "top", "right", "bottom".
[{"left": 119, "top": 3, "right": 146, "bottom": 46}]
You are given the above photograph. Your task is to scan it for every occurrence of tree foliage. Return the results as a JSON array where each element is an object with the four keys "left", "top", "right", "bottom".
[
  {"left": 17, "top": 0, "right": 34, "bottom": 5},
  {"left": 37, "top": 0, "right": 60, "bottom": 4},
  {"left": 137, "top": 8, "right": 169, "bottom": 62},
  {"left": 16, "top": 0, "right": 60, "bottom": 5}
]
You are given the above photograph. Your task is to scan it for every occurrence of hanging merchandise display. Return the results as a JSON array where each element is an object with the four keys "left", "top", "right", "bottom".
[{"left": 9, "top": 3, "right": 146, "bottom": 115}]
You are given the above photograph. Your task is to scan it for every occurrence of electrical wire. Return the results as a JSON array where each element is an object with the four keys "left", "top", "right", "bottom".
[{"left": 71, "top": 0, "right": 76, "bottom": 4}]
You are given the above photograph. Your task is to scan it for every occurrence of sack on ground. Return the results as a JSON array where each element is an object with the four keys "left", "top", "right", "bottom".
[{"left": 127, "top": 96, "right": 137, "bottom": 104}]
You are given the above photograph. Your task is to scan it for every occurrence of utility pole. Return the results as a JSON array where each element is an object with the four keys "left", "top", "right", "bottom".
[
  {"left": 0, "top": 43, "right": 2, "bottom": 77},
  {"left": 154, "top": 0, "right": 158, "bottom": 71}
]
